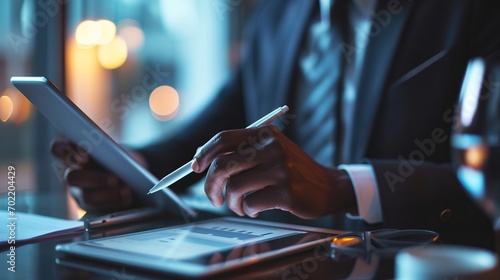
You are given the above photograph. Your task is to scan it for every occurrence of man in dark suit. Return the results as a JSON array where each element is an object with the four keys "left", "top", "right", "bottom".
[{"left": 53, "top": 0, "right": 500, "bottom": 247}]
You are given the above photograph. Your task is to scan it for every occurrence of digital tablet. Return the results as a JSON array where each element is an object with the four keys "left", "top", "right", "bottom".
[
  {"left": 10, "top": 76, "right": 196, "bottom": 217},
  {"left": 56, "top": 217, "right": 338, "bottom": 278}
]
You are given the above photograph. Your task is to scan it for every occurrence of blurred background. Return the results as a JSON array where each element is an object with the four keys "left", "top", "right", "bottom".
[{"left": 0, "top": 0, "right": 258, "bottom": 218}]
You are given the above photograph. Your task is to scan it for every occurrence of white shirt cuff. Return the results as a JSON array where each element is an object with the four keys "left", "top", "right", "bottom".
[{"left": 338, "top": 164, "right": 382, "bottom": 224}]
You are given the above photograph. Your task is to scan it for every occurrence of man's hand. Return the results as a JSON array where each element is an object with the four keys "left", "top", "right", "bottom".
[
  {"left": 192, "top": 125, "right": 357, "bottom": 219},
  {"left": 50, "top": 139, "right": 139, "bottom": 212}
]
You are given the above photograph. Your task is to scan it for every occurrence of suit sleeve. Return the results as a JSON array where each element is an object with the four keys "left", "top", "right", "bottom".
[
  {"left": 369, "top": 0, "right": 500, "bottom": 249},
  {"left": 371, "top": 160, "right": 493, "bottom": 248}
]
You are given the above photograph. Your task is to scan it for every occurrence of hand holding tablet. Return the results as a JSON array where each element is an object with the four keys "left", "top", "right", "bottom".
[{"left": 11, "top": 76, "right": 196, "bottom": 217}]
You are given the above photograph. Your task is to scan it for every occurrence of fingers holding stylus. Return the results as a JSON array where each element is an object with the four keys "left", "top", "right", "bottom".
[
  {"left": 194, "top": 124, "right": 354, "bottom": 219},
  {"left": 148, "top": 107, "right": 289, "bottom": 195},
  {"left": 193, "top": 125, "right": 296, "bottom": 215},
  {"left": 192, "top": 126, "right": 275, "bottom": 172},
  {"left": 225, "top": 164, "right": 289, "bottom": 217},
  {"left": 203, "top": 151, "right": 260, "bottom": 209}
]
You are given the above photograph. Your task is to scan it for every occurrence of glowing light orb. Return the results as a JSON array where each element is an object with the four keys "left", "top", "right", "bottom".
[
  {"left": 75, "top": 20, "right": 102, "bottom": 46},
  {"left": 97, "top": 36, "right": 128, "bottom": 69},
  {"left": 149, "top": 86, "right": 180, "bottom": 121},
  {"left": 0, "top": 95, "right": 14, "bottom": 122},
  {"left": 96, "top": 19, "right": 116, "bottom": 45},
  {"left": 118, "top": 20, "right": 144, "bottom": 51},
  {"left": 464, "top": 144, "right": 488, "bottom": 170}
]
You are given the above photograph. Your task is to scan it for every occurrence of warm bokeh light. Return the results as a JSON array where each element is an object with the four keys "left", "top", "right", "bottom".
[
  {"left": 149, "top": 86, "right": 180, "bottom": 121},
  {"left": 75, "top": 20, "right": 102, "bottom": 46},
  {"left": 2, "top": 87, "right": 32, "bottom": 124},
  {"left": 332, "top": 236, "right": 362, "bottom": 247},
  {"left": 96, "top": 19, "right": 116, "bottom": 45},
  {"left": 0, "top": 95, "right": 14, "bottom": 122},
  {"left": 66, "top": 37, "right": 112, "bottom": 135},
  {"left": 74, "top": 19, "right": 127, "bottom": 70},
  {"left": 97, "top": 35, "right": 128, "bottom": 69},
  {"left": 12, "top": 95, "right": 32, "bottom": 124},
  {"left": 118, "top": 20, "right": 144, "bottom": 51},
  {"left": 464, "top": 144, "right": 488, "bottom": 170}
]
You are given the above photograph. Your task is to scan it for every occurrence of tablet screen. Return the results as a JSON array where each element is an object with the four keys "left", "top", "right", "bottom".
[
  {"left": 82, "top": 219, "right": 303, "bottom": 261},
  {"left": 56, "top": 218, "right": 336, "bottom": 277}
]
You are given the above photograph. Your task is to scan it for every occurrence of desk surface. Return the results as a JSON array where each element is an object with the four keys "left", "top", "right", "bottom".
[
  {"left": 0, "top": 223, "right": 396, "bottom": 280},
  {"left": 3, "top": 189, "right": 498, "bottom": 280},
  {"left": 0, "top": 191, "right": 398, "bottom": 280}
]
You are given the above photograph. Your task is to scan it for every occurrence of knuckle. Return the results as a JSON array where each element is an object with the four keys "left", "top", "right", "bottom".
[
  {"left": 225, "top": 182, "right": 240, "bottom": 201},
  {"left": 64, "top": 168, "right": 78, "bottom": 185},
  {"left": 210, "top": 157, "right": 226, "bottom": 174},
  {"left": 211, "top": 155, "right": 236, "bottom": 179},
  {"left": 276, "top": 185, "right": 293, "bottom": 208},
  {"left": 226, "top": 198, "right": 241, "bottom": 213},
  {"left": 243, "top": 201, "right": 255, "bottom": 213},
  {"left": 203, "top": 181, "right": 214, "bottom": 197},
  {"left": 257, "top": 125, "right": 275, "bottom": 141},
  {"left": 282, "top": 187, "right": 294, "bottom": 204},
  {"left": 225, "top": 180, "right": 243, "bottom": 211},
  {"left": 213, "top": 130, "right": 229, "bottom": 145},
  {"left": 273, "top": 164, "right": 289, "bottom": 180},
  {"left": 261, "top": 133, "right": 284, "bottom": 151},
  {"left": 226, "top": 198, "right": 239, "bottom": 212},
  {"left": 204, "top": 175, "right": 224, "bottom": 198},
  {"left": 269, "top": 125, "right": 281, "bottom": 133}
]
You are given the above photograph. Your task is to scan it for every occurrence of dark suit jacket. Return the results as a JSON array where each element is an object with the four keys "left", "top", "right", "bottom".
[{"left": 141, "top": 0, "right": 500, "bottom": 248}]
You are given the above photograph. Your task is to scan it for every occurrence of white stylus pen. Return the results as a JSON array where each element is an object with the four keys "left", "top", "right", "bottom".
[{"left": 147, "top": 105, "right": 289, "bottom": 195}]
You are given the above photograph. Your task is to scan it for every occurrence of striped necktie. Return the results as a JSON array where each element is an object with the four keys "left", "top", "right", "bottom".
[{"left": 294, "top": 0, "right": 350, "bottom": 167}]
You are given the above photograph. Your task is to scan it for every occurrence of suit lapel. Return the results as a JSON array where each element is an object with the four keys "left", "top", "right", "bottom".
[{"left": 347, "top": 0, "right": 416, "bottom": 162}]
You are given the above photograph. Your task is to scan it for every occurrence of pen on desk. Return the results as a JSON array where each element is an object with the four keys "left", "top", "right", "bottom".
[{"left": 147, "top": 105, "right": 290, "bottom": 195}]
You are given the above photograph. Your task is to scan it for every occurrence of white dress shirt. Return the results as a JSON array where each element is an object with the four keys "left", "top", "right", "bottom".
[{"left": 331, "top": 0, "right": 382, "bottom": 224}]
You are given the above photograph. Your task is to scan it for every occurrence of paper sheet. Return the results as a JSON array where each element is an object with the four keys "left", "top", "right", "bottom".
[{"left": 0, "top": 210, "right": 83, "bottom": 246}]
